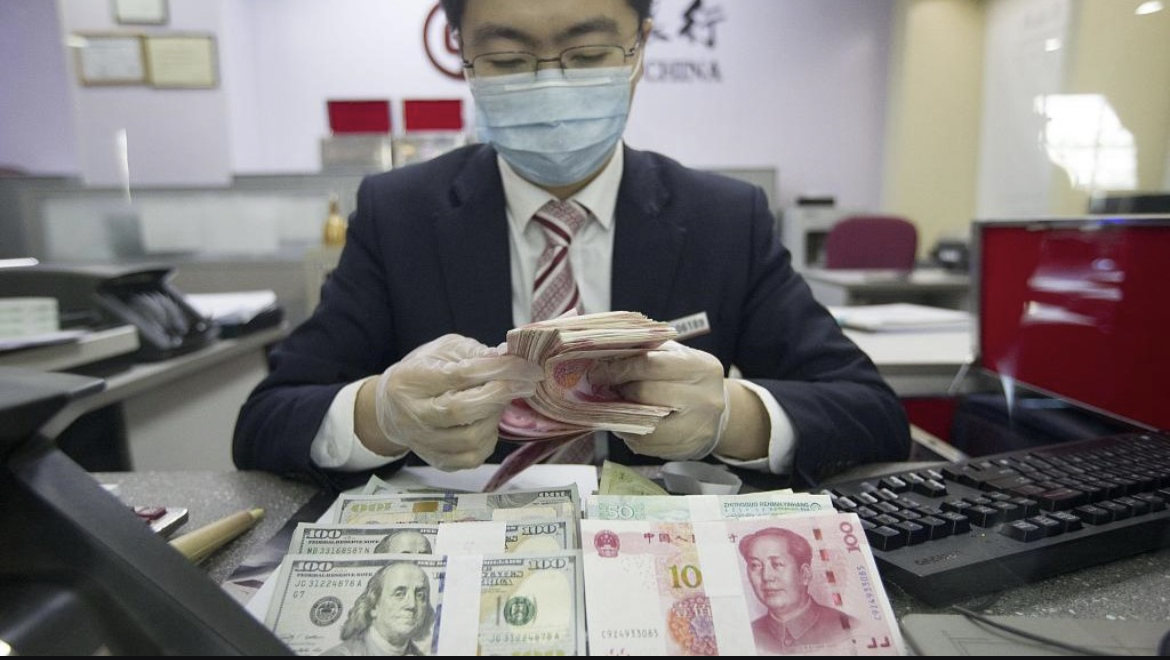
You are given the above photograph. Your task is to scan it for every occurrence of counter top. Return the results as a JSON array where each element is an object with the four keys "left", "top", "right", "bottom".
[
  {"left": 41, "top": 324, "right": 288, "bottom": 438},
  {"left": 93, "top": 469, "right": 1170, "bottom": 625}
]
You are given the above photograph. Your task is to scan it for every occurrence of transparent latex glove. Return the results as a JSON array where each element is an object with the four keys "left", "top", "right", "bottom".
[
  {"left": 374, "top": 334, "right": 544, "bottom": 471},
  {"left": 588, "top": 340, "right": 729, "bottom": 461}
]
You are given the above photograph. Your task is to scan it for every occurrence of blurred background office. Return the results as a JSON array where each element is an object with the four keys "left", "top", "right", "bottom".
[{"left": 1, "top": 0, "right": 1168, "bottom": 470}]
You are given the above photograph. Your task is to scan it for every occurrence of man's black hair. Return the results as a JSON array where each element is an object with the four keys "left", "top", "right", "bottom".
[{"left": 439, "top": 0, "right": 653, "bottom": 32}]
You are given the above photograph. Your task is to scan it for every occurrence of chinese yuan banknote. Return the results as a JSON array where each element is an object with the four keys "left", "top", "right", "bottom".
[
  {"left": 580, "top": 513, "right": 905, "bottom": 656},
  {"left": 584, "top": 491, "right": 833, "bottom": 522}
]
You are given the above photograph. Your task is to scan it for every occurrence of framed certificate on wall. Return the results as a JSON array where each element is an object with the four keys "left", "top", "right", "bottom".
[
  {"left": 74, "top": 34, "right": 146, "bottom": 86},
  {"left": 113, "top": 0, "right": 169, "bottom": 25},
  {"left": 144, "top": 34, "right": 218, "bottom": 88}
]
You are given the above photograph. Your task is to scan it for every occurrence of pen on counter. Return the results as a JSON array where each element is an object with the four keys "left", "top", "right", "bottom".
[{"left": 169, "top": 507, "right": 265, "bottom": 564}]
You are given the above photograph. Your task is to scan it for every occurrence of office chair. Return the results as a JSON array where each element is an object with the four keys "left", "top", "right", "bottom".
[{"left": 823, "top": 214, "right": 919, "bottom": 271}]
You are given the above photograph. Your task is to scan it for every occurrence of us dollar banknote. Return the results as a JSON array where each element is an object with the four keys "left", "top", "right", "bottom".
[
  {"left": 334, "top": 486, "right": 580, "bottom": 525},
  {"left": 265, "top": 551, "right": 586, "bottom": 655},
  {"left": 579, "top": 513, "right": 904, "bottom": 656},
  {"left": 288, "top": 519, "right": 577, "bottom": 556},
  {"left": 585, "top": 491, "right": 832, "bottom": 522}
]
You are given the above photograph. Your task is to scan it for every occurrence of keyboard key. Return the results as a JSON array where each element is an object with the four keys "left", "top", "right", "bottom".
[
  {"left": 938, "top": 511, "right": 971, "bottom": 535},
  {"left": 1098, "top": 500, "right": 1132, "bottom": 521},
  {"left": 1009, "top": 497, "right": 1040, "bottom": 518},
  {"left": 1001, "top": 520, "right": 1046, "bottom": 542},
  {"left": 1027, "top": 515, "right": 1064, "bottom": 537},
  {"left": 991, "top": 501, "right": 1024, "bottom": 522},
  {"left": 865, "top": 525, "right": 906, "bottom": 551},
  {"left": 834, "top": 496, "right": 859, "bottom": 512},
  {"left": 855, "top": 506, "right": 880, "bottom": 520},
  {"left": 1048, "top": 511, "right": 1083, "bottom": 533},
  {"left": 1133, "top": 493, "right": 1166, "bottom": 512},
  {"left": 1037, "top": 487, "right": 1086, "bottom": 511},
  {"left": 941, "top": 499, "right": 972, "bottom": 515},
  {"left": 1073, "top": 504, "right": 1111, "bottom": 525},
  {"left": 913, "top": 479, "right": 947, "bottom": 497},
  {"left": 1115, "top": 496, "right": 1149, "bottom": 516},
  {"left": 967, "top": 504, "right": 1002, "bottom": 527},
  {"left": 893, "top": 520, "right": 928, "bottom": 545},
  {"left": 916, "top": 516, "right": 951, "bottom": 541},
  {"left": 1068, "top": 480, "right": 1108, "bottom": 503},
  {"left": 879, "top": 476, "right": 910, "bottom": 493}
]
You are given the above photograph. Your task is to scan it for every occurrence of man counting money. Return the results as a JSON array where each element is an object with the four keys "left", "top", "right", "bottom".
[{"left": 233, "top": 0, "right": 909, "bottom": 491}]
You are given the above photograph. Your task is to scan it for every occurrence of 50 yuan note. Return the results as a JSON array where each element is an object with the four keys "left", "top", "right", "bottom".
[
  {"left": 580, "top": 514, "right": 905, "bottom": 656},
  {"left": 585, "top": 491, "right": 832, "bottom": 522},
  {"left": 289, "top": 519, "right": 578, "bottom": 556},
  {"left": 265, "top": 551, "right": 586, "bottom": 656},
  {"left": 334, "top": 486, "right": 579, "bottom": 524}
]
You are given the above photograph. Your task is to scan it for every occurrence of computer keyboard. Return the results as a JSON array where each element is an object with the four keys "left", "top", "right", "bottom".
[{"left": 820, "top": 431, "right": 1170, "bottom": 606}]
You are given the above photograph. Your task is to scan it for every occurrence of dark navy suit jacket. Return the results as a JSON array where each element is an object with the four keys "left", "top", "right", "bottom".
[{"left": 232, "top": 144, "right": 909, "bottom": 491}]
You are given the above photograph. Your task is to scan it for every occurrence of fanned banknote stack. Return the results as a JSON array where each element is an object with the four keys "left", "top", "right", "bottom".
[
  {"left": 264, "top": 481, "right": 588, "bottom": 655},
  {"left": 580, "top": 492, "right": 906, "bottom": 656},
  {"left": 498, "top": 311, "right": 679, "bottom": 443}
]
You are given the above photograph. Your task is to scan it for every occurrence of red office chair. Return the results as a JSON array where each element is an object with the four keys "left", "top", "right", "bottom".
[{"left": 823, "top": 214, "right": 919, "bottom": 271}]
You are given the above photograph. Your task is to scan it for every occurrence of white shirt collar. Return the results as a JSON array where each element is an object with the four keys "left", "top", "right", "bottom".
[{"left": 499, "top": 145, "right": 624, "bottom": 231}]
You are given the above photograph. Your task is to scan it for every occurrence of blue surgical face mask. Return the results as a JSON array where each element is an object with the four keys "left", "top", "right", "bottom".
[{"left": 469, "top": 61, "right": 640, "bottom": 187}]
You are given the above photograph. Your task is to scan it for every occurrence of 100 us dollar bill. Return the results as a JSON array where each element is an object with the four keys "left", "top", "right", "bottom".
[
  {"left": 265, "top": 551, "right": 586, "bottom": 656},
  {"left": 289, "top": 519, "right": 578, "bottom": 556},
  {"left": 334, "top": 486, "right": 579, "bottom": 524}
]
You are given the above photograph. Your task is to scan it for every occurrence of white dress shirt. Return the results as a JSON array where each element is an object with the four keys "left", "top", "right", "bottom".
[{"left": 309, "top": 146, "right": 796, "bottom": 474}]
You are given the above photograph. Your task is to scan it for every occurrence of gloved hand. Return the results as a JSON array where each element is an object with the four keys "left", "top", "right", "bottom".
[
  {"left": 374, "top": 334, "right": 544, "bottom": 471},
  {"left": 589, "top": 341, "right": 729, "bottom": 461}
]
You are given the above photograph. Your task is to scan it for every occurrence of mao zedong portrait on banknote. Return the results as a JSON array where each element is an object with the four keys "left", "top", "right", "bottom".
[
  {"left": 320, "top": 561, "right": 436, "bottom": 656},
  {"left": 739, "top": 527, "right": 860, "bottom": 654}
]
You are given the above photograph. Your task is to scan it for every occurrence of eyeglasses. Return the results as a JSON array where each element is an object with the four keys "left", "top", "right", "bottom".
[{"left": 463, "top": 37, "right": 641, "bottom": 80}]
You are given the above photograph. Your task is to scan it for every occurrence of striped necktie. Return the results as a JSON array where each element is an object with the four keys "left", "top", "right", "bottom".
[
  {"left": 530, "top": 199, "right": 596, "bottom": 464},
  {"left": 531, "top": 199, "right": 588, "bottom": 322}
]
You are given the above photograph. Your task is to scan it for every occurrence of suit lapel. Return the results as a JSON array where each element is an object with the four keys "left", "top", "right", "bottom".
[
  {"left": 434, "top": 146, "right": 514, "bottom": 343},
  {"left": 611, "top": 147, "right": 685, "bottom": 321}
]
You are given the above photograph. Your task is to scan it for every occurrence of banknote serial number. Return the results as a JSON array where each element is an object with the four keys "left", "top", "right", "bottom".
[
  {"left": 291, "top": 578, "right": 365, "bottom": 589},
  {"left": 600, "top": 628, "right": 660, "bottom": 640}
]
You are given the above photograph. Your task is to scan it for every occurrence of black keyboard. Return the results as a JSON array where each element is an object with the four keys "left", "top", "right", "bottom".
[{"left": 820, "top": 432, "right": 1170, "bottom": 606}]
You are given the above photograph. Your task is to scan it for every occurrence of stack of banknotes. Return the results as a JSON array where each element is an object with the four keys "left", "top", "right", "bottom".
[
  {"left": 498, "top": 311, "right": 679, "bottom": 443},
  {"left": 264, "top": 482, "right": 588, "bottom": 656},
  {"left": 262, "top": 474, "right": 905, "bottom": 656}
]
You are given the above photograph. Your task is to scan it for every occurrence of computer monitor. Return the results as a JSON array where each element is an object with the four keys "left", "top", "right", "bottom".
[{"left": 969, "top": 215, "right": 1170, "bottom": 438}]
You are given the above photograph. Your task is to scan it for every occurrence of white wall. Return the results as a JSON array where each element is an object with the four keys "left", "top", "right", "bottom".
[
  {"left": 57, "top": 0, "right": 234, "bottom": 187},
  {"left": 976, "top": 0, "right": 1071, "bottom": 218},
  {"left": 4, "top": 0, "right": 894, "bottom": 213},
  {"left": 229, "top": 0, "right": 893, "bottom": 209},
  {"left": 0, "top": 0, "right": 78, "bottom": 174}
]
